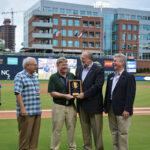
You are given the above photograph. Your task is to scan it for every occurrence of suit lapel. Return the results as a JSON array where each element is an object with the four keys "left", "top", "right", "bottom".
[
  {"left": 82, "top": 64, "right": 95, "bottom": 85},
  {"left": 113, "top": 71, "right": 126, "bottom": 92}
]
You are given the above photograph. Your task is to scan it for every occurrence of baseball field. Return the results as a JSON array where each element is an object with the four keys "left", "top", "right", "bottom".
[{"left": 0, "top": 80, "right": 150, "bottom": 149}]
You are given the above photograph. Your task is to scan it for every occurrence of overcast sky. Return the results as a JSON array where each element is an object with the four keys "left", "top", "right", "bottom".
[{"left": 0, "top": 0, "right": 150, "bottom": 52}]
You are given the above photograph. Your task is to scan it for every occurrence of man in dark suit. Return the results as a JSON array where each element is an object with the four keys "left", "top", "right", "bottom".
[
  {"left": 104, "top": 53, "right": 136, "bottom": 150},
  {"left": 76, "top": 51, "right": 104, "bottom": 150}
]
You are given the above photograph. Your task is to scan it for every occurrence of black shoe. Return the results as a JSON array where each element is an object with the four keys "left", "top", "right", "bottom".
[{"left": 0, "top": 102, "right": 1, "bottom": 105}]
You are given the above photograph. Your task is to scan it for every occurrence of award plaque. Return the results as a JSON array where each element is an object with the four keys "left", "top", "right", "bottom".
[{"left": 68, "top": 80, "right": 82, "bottom": 96}]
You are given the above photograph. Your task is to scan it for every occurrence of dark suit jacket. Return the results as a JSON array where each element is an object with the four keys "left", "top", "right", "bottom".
[
  {"left": 104, "top": 71, "right": 136, "bottom": 116},
  {"left": 76, "top": 63, "right": 104, "bottom": 114}
]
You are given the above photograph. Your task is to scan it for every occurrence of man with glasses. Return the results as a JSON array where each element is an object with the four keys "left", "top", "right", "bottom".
[{"left": 14, "top": 57, "right": 41, "bottom": 150}]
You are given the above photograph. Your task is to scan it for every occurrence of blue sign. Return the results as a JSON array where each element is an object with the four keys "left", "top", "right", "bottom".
[{"left": 126, "top": 61, "right": 137, "bottom": 73}]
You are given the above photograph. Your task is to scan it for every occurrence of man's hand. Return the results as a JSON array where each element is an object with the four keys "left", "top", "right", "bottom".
[
  {"left": 20, "top": 107, "right": 27, "bottom": 116},
  {"left": 65, "top": 94, "right": 74, "bottom": 100},
  {"left": 122, "top": 110, "right": 130, "bottom": 119},
  {"left": 77, "top": 92, "right": 85, "bottom": 99}
]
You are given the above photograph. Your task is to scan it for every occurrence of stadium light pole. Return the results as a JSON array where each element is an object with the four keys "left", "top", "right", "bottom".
[{"left": 94, "top": 1, "right": 110, "bottom": 56}]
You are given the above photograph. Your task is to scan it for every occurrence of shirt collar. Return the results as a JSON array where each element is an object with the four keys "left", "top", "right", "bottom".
[
  {"left": 84, "top": 62, "right": 93, "bottom": 70},
  {"left": 114, "top": 69, "right": 124, "bottom": 76},
  {"left": 24, "top": 69, "right": 36, "bottom": 78}
]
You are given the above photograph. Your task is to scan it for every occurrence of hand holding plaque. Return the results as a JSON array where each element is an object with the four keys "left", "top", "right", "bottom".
[{"left": 68, "top": 80, "right": 82, "bottom": 97}]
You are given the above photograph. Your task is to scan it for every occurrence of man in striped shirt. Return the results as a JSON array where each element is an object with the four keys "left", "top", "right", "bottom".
[{"left": 14, "top": 57, "right": 41, "bottom": 150}]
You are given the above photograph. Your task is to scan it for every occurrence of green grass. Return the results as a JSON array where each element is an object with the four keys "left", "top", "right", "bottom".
[
  {"left": 0, "top": 81, "right": 150, "bottom": 110},
  {"left": 0, "top": 80, "right": 150, "bottom": 149},
  {"left": 0, "top": 116, "right": 149, "bottom": 150}
]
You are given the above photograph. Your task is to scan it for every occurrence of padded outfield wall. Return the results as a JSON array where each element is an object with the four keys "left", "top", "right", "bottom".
[{"left": 0, "top": 54, "right": 114, "bottom": 80}]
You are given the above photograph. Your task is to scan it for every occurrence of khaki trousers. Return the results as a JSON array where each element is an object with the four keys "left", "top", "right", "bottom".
[
  {"left": 108, "top": 105, "right": 132, "bottom": 150},
  {"left": 79, "top": 107, "right": 104, "bottom": 150},
  {"left": 51, "top": 103, "right": 77, "bottom": 150},
  {"left": 17, "top": 115, "right": 41, "bottom": 150}
]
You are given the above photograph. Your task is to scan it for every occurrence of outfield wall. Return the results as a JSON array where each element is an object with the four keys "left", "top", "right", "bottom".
[{"left": 0, "top": 54, "right": 114, "bottom": 80}]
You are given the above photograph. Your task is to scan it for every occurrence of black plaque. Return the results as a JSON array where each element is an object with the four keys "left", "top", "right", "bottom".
[{"left": 68, "top": 80, "right": 82, "bottom": 96}]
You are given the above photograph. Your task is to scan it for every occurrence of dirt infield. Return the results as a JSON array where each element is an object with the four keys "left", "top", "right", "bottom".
[{"left": 0, "top": 107, "right": 150, "bottom": 120}]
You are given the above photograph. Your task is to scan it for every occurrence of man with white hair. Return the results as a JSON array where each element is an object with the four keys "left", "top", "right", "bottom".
[
  {"left": 14, "top": 57, "right": 41, "bottom": 150},
  {"left": 104, "top": 53, "right": 136, "bottom": 150}
]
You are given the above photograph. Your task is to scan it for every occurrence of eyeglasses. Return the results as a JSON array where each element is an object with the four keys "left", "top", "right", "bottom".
[{"left": 30, "top": 64, "right": 37, "bottom": 66}]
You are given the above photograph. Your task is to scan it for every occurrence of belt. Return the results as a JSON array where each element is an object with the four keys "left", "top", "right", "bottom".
[{"left": 54, "top": 100, "right": 74, "bottom": 106}]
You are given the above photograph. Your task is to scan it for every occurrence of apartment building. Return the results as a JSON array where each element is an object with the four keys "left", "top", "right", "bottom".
[
  {"left": 0, "top": 19, "right": 16, "bottom": 51},
  {"left": 23, "top": 0, "right": 150, "bottom": 59}
]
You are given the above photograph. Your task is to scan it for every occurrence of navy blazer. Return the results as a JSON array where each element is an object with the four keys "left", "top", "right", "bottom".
[
  {"left": 76, "top": 63, "right": 104, "bottom": 114},
  {"left": 104, "top": 71, "right": 136, "bottom": 115}
]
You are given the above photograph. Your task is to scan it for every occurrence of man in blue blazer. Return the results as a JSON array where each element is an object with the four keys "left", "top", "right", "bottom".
[
  {"left": 76, "top": 51, "right": 104, "bottom": 150},
  {"left": 104, "top": 53, "right": 136, "bottom": 150}
]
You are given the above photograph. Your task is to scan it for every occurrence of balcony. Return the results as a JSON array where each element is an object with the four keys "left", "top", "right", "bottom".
[
  {"left": 32, "top": 22, "right": 53, "bottom": 27},
  {"left": 32, "top": 33, "right": 53, "bottom": 38},
  {"left": 32, "top": 44, "right": 53, "bottom": 49}
]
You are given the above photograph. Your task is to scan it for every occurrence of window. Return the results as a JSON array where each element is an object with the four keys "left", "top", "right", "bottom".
[
  {"left": 80, "top": 11, "right": 85, "bottom": 16},
  {"left": 128, "top": 34, "right": 132, "bottom": 40},
  {"left": 83, "top": 21, "right": 88, "bottom": 27},
  {"left": 122, "top": 24, "right": 126, "bottom": 30},
  {"left": 93, "top": 12, "right": 98, "bottom": 17},
  {"left": 66, "top": 9, "right": 72, "bottom": 14},
  {"left": 96, "top": 32, "right": 100, "bottom": 38},
  {"left": 73, "top": 10, "right": 78, "bottom": 15},
  {"left": 62, "top": 30, "right": 66, "bottom": 36},
  {"left": 61, "top": 40, "right": 66, "bottom": 47},
  {"left": 83, "top": 31, "right": 88, "bottom": 37},
  {"left": 68, "top": 30, "right": 73, "bottom": 37},
  {"left": 39, "top": 29, "right": 44, "bottom": 33},
  {"left": 133, "top": 34, "right": 137, "bottom": 41},
  {"left": 89, "top": 32, "right": 94, "bottom": 38},
  {"left": 112, "top": 43, "right": 119, "bottom": 50},
  {"left": 68, "top": 20, "right": 73, "bottom": 26},
  {"left": 128, "top": 24, "right": 132, "bottom": 31},
  {"left": 95, "top": 42, "right": 100, "bottom": 48},
  {"left": 53, "top": 40, "right": 58, "bottom": 46},
  {"left": 128, "top": 43, "right": 132, "bottom": 50},
  {"left": 68, "top": 41, "right": 73, "bottom": 47},
  {"left": 87, "top": 11, "right": 92, "bottom": 16},
  {"left": 131, "top": 15, "right": 136, "bottom": 20},
  {"left": 75, "top": 20, "right": 80, "bottom": 26},
  {"left": 74, "top": 30, "right": 79, "bottom": 37},
  {"left": 75, "top": 41, "right": 80, "bottom": 47},
  {"left": 53, "top": 18, "right": 58, "bottom": 25},
  {"left": 113, "top": 24, "right": 119, "bottom": 31},
  {"left": 60, "top": 8, "right": 65, "bottom": 14},
  {"left": 122, "top": 33, "right": 126, "bottom": 40},
  {"left": 53, "top": 8, "right": 58, "bottom": 13},
  {"left": 122, "top": 43, "right": 126, "bottom": 50},
  {"left": 133, "top": 44, "right": 137, "bottom": 50},
  {"left": 61, "top": 19, "right": 66, "bottom": 26},
  {"left": 89, "top": 42, "right": 94, "bottom": 48},
  {"left": 96, "top": 22, "right": 100, "bottom": 27},
  {"left": 133, "top": 25, "right": 138, "bottom": 31},
  {"left": 39, "top": 18, "right": 44, "bottom": 22},
  {"left": 137, "top": 16, "right": 142, "bottom": 20},
  {"left": 39, "top": 40, "right": 44, "bottom": 44},
  {"left": 43, "top": 7, "right": 51, "bottom": 11},
  {"left": 53, "top": 29, "right": 58, "bottom": 35},
  {"left": 89, "top": 21, "right": 94, "bottom": 27},
  {"left": 83, "top": 41, "right": 88, "bottom": 48}
]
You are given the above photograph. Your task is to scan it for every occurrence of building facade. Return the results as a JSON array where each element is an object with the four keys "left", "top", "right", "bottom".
[
  {"left": 23, "top": 0, "right": 150, "bottom": 59},
  {"left": 0, "top": 19, "right": 16, "bottom": 52}
]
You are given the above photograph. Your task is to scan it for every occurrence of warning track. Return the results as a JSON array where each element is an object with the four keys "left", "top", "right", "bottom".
[{"left": 0, "top": 107, "right": 150, "bottom": 120}]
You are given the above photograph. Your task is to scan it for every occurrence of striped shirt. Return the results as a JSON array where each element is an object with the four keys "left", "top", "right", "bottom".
[{"left": 14, "top": 70, "right": 42, "bottom": 116}]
